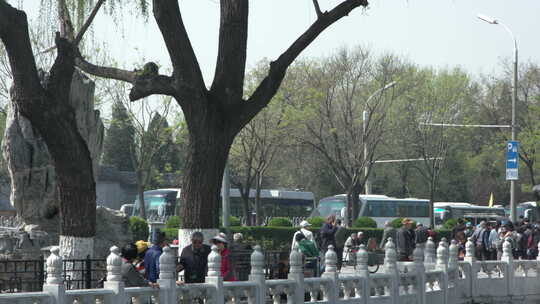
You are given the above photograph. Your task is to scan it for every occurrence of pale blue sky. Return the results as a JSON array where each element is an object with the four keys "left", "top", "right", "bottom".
[{"left": 24, "top": 0, "right": 540, "bottom": 84}]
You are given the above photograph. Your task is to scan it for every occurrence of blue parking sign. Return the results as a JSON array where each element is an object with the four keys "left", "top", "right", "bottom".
[{"left": 506, "top": 141, "right": 519, "bottom": 180}]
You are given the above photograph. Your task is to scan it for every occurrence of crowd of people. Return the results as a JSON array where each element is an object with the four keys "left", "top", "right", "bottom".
[
  {"left": 115, "top": 214, "right": 540, "bottom": 289},
  {"left": 116, "top": 231, "right": 250, "bottom": 289},
  {"left": 450, "top": 217, "right": 540, "bottom": 261}
]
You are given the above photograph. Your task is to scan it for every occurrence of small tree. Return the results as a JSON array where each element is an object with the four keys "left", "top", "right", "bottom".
[{"left": 101, "top": 100, "right": 136, "bottom": 171}]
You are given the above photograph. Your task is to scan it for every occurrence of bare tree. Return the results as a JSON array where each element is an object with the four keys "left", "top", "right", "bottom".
[
  {"left": 283, "top": 48, "right": 400, "bottom": 226},
  {"left": 0, "top": 0, "right": 104, "bottom": 257},
  {"left": 70, "top": 0, "right": 370, "bottom": 229}
]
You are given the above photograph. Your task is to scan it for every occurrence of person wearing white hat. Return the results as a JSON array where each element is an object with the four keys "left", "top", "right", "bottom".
[
  {"left": 211, "top": 235, "right": 236, "bottom": 281},
  {"left": 292, "top": 220, "right": 316, "bottom": 251}
]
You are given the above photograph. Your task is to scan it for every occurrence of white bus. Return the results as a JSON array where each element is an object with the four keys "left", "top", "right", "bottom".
[
  {"left": 434, "top": 202, "right": 506, "bottom": 227},
  {"left": 131, "top": 188, "right": 315, "bottom": 219},
  {"left": 311, "top": 194, "right": 431, "bottom": 227}
]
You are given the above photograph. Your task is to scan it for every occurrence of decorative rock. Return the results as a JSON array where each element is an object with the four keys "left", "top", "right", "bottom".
[
  {"left": 46, "top": 246, "right": 62, "bottom": 285},
  {"left": 207, "top": 245, "right": 221, "bottom": 277}
]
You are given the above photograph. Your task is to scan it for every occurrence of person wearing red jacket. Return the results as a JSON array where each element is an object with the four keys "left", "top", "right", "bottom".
[{"left": 211, "top": 235, "right": 236, "bottom": 281}]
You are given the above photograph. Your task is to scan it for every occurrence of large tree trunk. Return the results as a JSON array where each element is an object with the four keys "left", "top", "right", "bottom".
[
  {"left": 136, "top": 183, "right": 147, "bottom": 220},
  {"left": 240, "top": 192, "right": 251, "bottom": 226},
  {"left": 255, "top": 173, "right": 263, "bottom": 226},
  {"left": 346, "top": 186, "right": 361, "bottom": 227},
  {"left": 0, "top": 3, "right": 96, "bottom": 259},
  {"left": 180, "top": 103, "right": 235, "bottom": 229}
]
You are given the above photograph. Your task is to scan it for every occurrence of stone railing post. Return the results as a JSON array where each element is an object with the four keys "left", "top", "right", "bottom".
[
  {"left": 447, "top": 240, "right": 459, "bottom": 301},
  {"left": 158, "top": 246, "right": 177, "bottom": 304},
  {"left": 448, "top": 240, "right": 459, "bottom": 270},
  {"left": 501, "top": 237, "right": 514, "bottom": 297},
  {"left": 436, "top": 241, "right": 449, "bottom": 272},
  {"left": 464, "top": 237, "right": 475, "bottom": 263},
  {"left": 322, "top": 245, "right": 338, "bottom": 303},
  {"left": 413, "top": 245, "right": 426, "bottom": 304},
  {"left": 383, "top": 238, "right": 399, "bottom": 304},
  {"left": 287, "top": 244, "right": 304, "bottom": 304},
  {"left": 463, "top": 237, "right": 476, "bottom": 298},
  {"left": 42, "top": 246, "right": 65, "bottom": 304},
  {"left": 103, "top": 246, "right": 126, "bottom": 303},
  {"left": 356, "top": 244, "right": 369, "bottom": 304},
  {"left": 436, "top": 241, "right": 449, "bottom": 304},
  {"left": 249, "top": 245, "right": 266, "bottom": 304},
  {"left": 206, "top": 245, "right": 224, "bottom": 304},
  {"left": 424, "top": 237, "right": 436, "bottom": 265}
]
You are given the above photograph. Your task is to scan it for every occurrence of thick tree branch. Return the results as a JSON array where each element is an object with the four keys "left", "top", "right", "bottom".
[
  {"left": 48, "top": 32, "right": 76, "bottom": 105},
  {"left": 0, "top": 2, "right": 44, "bottom": 102},
  {"left": 241, "top": 0, "right": 368, "bottom": 128},
  {"left": 74, "top": 0, "right": 106, "bottom": 46},
  {"left": 75, "top": 55, "right": 136, "bottom": 83},
  {"left": 58, "top": 0, "right": 75, "bottom": 40},
  {"left": 312, "top": 0, "right": 323, "bottom": 18},
  {"left": 153, "top": 0, "right": 205, "bottom": 91},
  {"left": 75, "top": 56, "right": 177, "bottom": 101},
  {"left": 210, "top": 0, "right": 249, "bottom": 103}
]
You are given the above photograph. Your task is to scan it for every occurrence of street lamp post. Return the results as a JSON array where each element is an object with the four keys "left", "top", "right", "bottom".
[
  {"left": 363, "top": 81, "right": 396, "bottom": 194},
  {"left": 478, "top": 13, "right": 518, "bottom": 222}
]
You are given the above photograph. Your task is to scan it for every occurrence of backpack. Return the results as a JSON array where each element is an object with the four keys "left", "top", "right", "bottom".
[{"left": 298, "top": 239, "right": 319, "bottom": 258}]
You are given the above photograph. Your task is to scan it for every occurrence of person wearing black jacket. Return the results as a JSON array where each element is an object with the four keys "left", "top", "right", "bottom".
[
  {"left": 320, "top": 214, "right": 338, "bottom": 253},
  {"left": 178, "top": 232, "right": 211, "bottom": 283},
  {"left": 319, "top": 214, "right": 338, "bottom": 273},
  {"left": 396, "top": 218, "right": 415, "bottom": 261}
]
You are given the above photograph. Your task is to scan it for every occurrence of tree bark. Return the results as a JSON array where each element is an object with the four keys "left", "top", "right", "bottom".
[
  {"left": 255, "top": 172, "right": 263, "bottom": 226},
  {"left": 346, "top": 185, "right": 361, "bottom": 227},
  {"left": 136, "top": 177, "right": 147, "bottom": 220},
  {"left": 0, "top": 3, "right": 96, "bottom": 240},
  {"left": 180, "top": 100, "right": 235, "bottom": 228},
  {"left": 73, "top": 0, "right": 369, "bottom": 231}
]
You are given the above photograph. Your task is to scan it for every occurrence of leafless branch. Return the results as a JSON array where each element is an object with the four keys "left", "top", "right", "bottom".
[{"left": 312, "top": 0, "right": 323, "bottom": 18}]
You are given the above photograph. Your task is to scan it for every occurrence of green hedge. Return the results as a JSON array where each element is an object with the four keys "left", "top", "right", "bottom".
[
  {"left": 163, "top": 227, "right": 178, "bottom": 242},
  {"left": 129, "top": 216, "right": 149, "bottom": 241},
  {"left": 307, "top": 217, "right": 325, "bottom": 228},
  {"left": 353, "top": 217, "right": 377, "bottom": 228},
  {"left": 166, "top": 216, "right": 181, "bottom": 229},
  {"left": 267, "top": 217, "right": 293, "bottom": 227}
]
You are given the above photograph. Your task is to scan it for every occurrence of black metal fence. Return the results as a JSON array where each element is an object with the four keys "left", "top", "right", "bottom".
[
  {"left": 0, "top": 256, "right": 106, "bottom": 293},
  {"left": 230, "top": 250, "right": 290, "bottom": 281}
]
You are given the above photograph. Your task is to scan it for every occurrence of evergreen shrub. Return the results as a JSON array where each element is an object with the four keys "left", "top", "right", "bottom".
[
  {"left": 307, "top": 216, "right": 325, "bottom": 228},
  {"left": 267, "top": 217, "right": 293, "bottom": 227},
  {"left": 353, "top": 216, "right": 377, "bottom": 228},
  {"left": 129, "top": 216, "right": 149, "bottom": 241}
]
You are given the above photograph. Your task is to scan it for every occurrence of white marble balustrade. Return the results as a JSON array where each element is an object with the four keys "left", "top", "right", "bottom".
[{"left": 2, "top": 237, "right": 540, "bottom": 304}]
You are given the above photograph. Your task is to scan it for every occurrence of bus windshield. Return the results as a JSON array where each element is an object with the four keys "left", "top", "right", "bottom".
[
  {"left": 132, "top": 190, "right": 178, "bottom": 217},
  {"left": 316, "top": 198, "right": 347, "bottom": 218}
]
